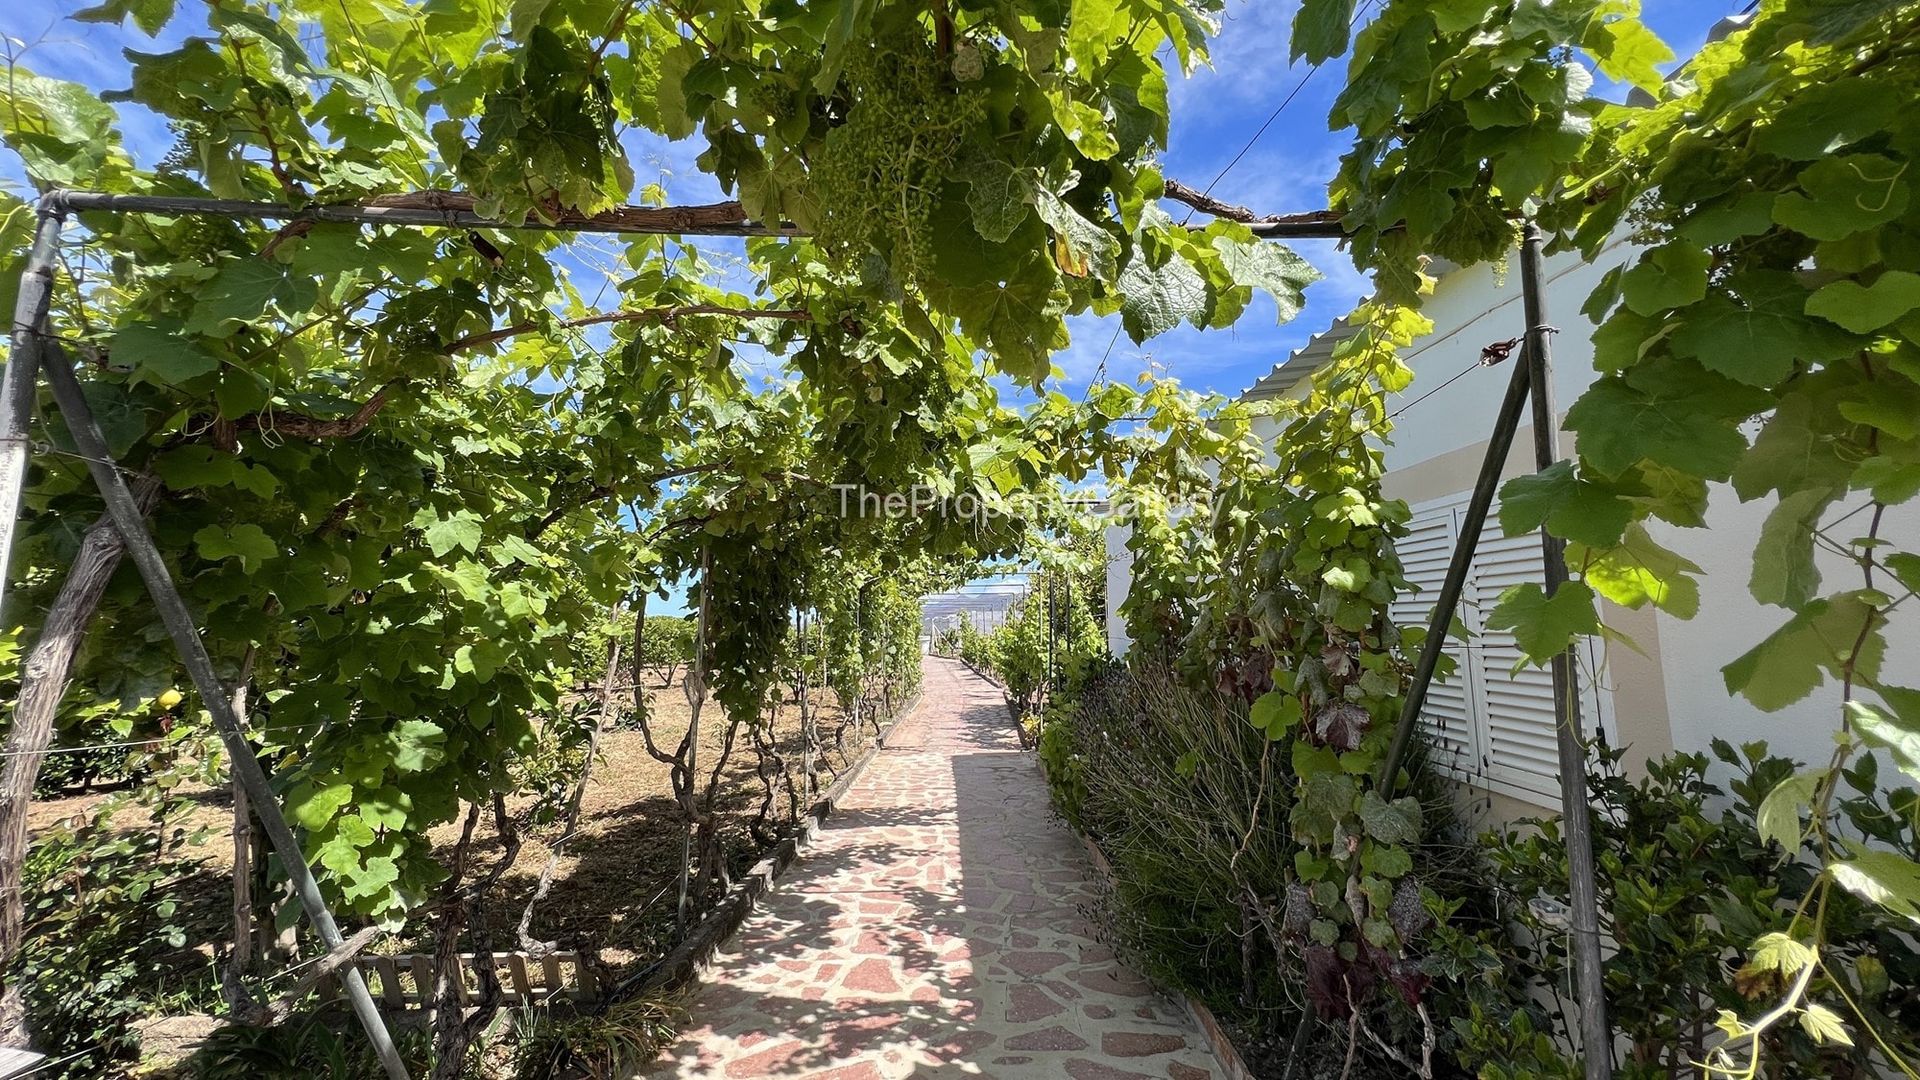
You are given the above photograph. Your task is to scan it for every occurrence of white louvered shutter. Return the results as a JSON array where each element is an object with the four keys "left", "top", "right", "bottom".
[
  {"left": 1388, "top": 505, "right": 1479, "bottom": 772},
  {"left": 1395, "top": 494, "right": 1612, "bottom": 807}
]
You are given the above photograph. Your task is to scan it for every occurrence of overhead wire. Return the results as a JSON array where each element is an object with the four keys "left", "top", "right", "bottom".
[{"left": 1082, "top": 0, "right": 1378, "bottom": 399}]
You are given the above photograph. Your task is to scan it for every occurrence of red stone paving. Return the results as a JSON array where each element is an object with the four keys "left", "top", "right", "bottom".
[{"left": 647, "top": 656, "right": 1222, "bottom": 1078}]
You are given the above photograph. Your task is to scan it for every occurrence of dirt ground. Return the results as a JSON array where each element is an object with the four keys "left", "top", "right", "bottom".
[{"left": 25, "top": 673, "right": 897, "bottom": 984}]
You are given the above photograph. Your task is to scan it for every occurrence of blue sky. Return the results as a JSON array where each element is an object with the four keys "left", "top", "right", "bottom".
[{"left": 0, "top": 0, "right": 1748, "bottom": 613}]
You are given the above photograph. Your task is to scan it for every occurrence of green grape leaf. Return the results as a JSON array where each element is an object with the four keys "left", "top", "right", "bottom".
[
  {"left": 1292, "top": 0, "right": 1356, "bottom": 64},
  {"left": 112, "top": 323, "right": 222, "bottom": 386},
  {"left": 1576, "top": 524, "right": 1703, "bottom": 618},
  {"left": 1587, "top": 15, "right": 1673, "bottom": 94},
  {"left": 1831, "top": 847, "right": 1920, "bottom": 923},
  {"left": 416, "top": 509, "right": 484, "bottom": 557},
  {"left": 287, "top": 780, "right": 354, "bottom": 831},
  {"left": 1751, "top": 488, "right": 1836, "bottom": 608},
  {"left": 1565, "top": 364, "right": 1761, "bottom": 480},
  {"left": 1034, "top": 191, "right": 1120, "bottom": 281},
  {"left": 1498, "top": 461, "right": 1631, "bottom": 548},
  {"left": 1805, "top": 271, "right": 1920, "bottom": 333},
  {"left": 387, "top": 719, "right": 447, "bottom": 773},
  {"left": 1671, "top": 292, "right": 1857, "bottom": 386},
  {"left": 1772, "top": 155, "right": 1911, "bottom": 241},
  {"left": 186, "top": 259, "right": 320, "bottom": 335},
  {"left": 1117, "top": 253, "right": 1209, "bottom": 342},
  {"left": 1053, "top": 98, "right": 1119, "bottom": 160},
  {"left": 1800, "top": 1004, "right": 1855, "bottom": 1048},
  {"left": 1356, "top": 791, "right": 1422, "bottom": 846},
  {"left": 192, "top": 523, "right": 278, "bottom": 573},
  {"left": 1487, "top": 581, "right": 1601, "bottom": 666},
  {"left": 1850, "top": 700, "right": 1920, "bottom": 784},
  {"left": 1722, "top": 592, "right": 1885, "bottom": 711},
  {"left": 1250, "top": 690, "right": 1303, "bottom": 739},
  {"left": 151, "top": 445, "right": 279, "bottom": 499},
  {"left": 1755, "top": 769, "right": 1826, "bottom": 849},
  {"left": 1359, "top": 841, "right": 1412, "bottom": 879},
  {"left": 1212, "top": 237, "right": 1321, "bottom": 324},
  {"left": 73, "top": 0, "right": 176, "bottom": 35},
  {"left": 1620, "top": 243, "right": 1710, "bottom": 316},
  {"left": 1753, "top": 81, "right": 1899, "bottom": 161},
  {"left": 0, "top": 69, "right": 124, "bottom": 185},
  {"left": 964, "top": 160, "right": 1037, "bottom": 244}
]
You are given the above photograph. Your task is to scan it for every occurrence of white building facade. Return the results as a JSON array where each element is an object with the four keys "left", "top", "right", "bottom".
[{"left": 1106, "top": 241, "right": 1916, "bottom": 819}]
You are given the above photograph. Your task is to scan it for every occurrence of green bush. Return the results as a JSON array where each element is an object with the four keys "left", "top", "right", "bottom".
[
  {"left": 1468, "top": 739, "right": 1920, "bottom": 1078},
  {"left": 18, "top": 813, "right": 222, "bottom": 1076}
]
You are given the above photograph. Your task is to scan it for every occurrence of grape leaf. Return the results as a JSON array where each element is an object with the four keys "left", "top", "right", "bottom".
[
  {"left": 1356, "top": 791, "right": 1421, "bottom": 846},
  {"left": 1773, "top": 154, "right": 1911, "bottom": 241},
  {"left": 1671, "top": 292, "right": 1857, "bottom": 387},
  {"left": 1805, "top": 271, "right": 1920, "bottom": 333},
  {"left": 1722, "top": 592, "right": 1885, "bottom": 710},
  {"left": 1620, "top": 243, "right": 1710, "bottom": 316},
  {"left": 964, "top": 160, "right": 1037, "bottom": 244},
  {"left": 1487, "top": 581, "right": 1602, "bottom": 666},
  {"left": 112, "top": 322, "right": 221, "bottom": 386},
  {"left": 186, "top": 259, "right": 320, "bottom": 335},
  {"left": 1753, "top": 81, "right": 1898, "bottom": 161},
  {"left": 1831, "top": 847, "right": 1920, "bottom": 923},
  {"left": 1212, "top": 237, "right": 1321, "bottom": 323},
  {"left": 1498, "top": 461, "right": 1632, "bottom": 548},
  {"left": 1565, "top": 366, "right": 1757, "bottom": 479},
  {"left": 1751, "top": 487, "right": 1836, "bottom": 608},
  {"left": 1576, "top": 524, "right": 1702, "bottom": 618},
  {"left": 1756, "top": 769, "right": 1825, "bottom": 849},
  {"left": 1117, "top": 253, "right": 1209, "bottom": 342},
  {"left": 1292, "top": 0, "right": 1357, "bottom": 64},
  {"left": 192, "top": 523, "right": 278, "bottom": 573}
]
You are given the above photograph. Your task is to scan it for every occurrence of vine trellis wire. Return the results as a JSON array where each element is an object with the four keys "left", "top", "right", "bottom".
[{"left": 1, "top": 187, "right": 1612, "bottom": 1079}]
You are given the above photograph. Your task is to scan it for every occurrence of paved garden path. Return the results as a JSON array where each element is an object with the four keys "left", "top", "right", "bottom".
[{"left": 647, "top": 656, "right": 1223, "bottom": 1079}]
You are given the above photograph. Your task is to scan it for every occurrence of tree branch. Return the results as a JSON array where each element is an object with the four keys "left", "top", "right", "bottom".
[
  {"left": 1162, "top": 178, "right": 1343, "bottom": 227},
  {"left": 441, "top": 304, "right": 812, "bottom": 356},
  {"left": 236, "top": 379, "right": 403, "bottom": 440}
]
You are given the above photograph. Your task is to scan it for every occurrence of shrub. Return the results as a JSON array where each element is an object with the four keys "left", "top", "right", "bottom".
[
  {"left": 1471, "top": 739, "right": 1920, "bottom": 1078},
  {"left": 17, "top": 811, "right": 223, "bottom": 1076}
]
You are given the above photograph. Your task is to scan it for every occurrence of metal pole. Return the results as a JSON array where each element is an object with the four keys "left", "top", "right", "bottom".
[
  {"left": 1520, "top": 223, "right": 1611, "bottom": 1079},
  {"left": 675, "top": 548, "right": 711, "bottom": 933},
  {"left": 1378, "top": 350, "right": 1532, "bottom": 793},
  {"left": 0, "top": 197, "right": 68, "bottom": 618},
  {"left": 38, "top": 350, "right": 410, "bottom": 1080}
]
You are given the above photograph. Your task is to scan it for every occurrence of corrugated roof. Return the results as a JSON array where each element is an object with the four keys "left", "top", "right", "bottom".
[{"left": 1238, "top": 312, "right": 1364, "bottom": 401}]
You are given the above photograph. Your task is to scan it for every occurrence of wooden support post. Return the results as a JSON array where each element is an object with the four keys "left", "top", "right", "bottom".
[{"left": 1519, "top": 224, "right": 1612, "bottom": 1079}]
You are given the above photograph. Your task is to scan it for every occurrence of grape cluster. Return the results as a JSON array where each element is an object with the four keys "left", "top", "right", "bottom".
[{"left": 809, "top": 34, "right": 988, "bottom": 278}]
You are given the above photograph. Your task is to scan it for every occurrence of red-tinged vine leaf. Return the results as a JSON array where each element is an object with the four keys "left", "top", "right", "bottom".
[
  {"left": 1722, "top": 592, "right": 1886, "bottom": 711},
  {"left": 1312, "top": 701, "right": 1370, "bottom": 751},
  {"left": 1486, "top": 581, "right": 1601, "bottom": 667}
]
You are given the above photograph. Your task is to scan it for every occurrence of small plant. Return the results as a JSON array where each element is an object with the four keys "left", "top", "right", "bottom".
[
  {"left": 191, "top": 1012, "right": 451, "bottom": 1079},
  {"left": 506, "top": 994, "right": 683, "bottom": 1079}
]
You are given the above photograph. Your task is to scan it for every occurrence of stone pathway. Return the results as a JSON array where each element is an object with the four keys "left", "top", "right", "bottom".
[{"left": 647, "top": 656, "right": 1223, "bottom": 1079}]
